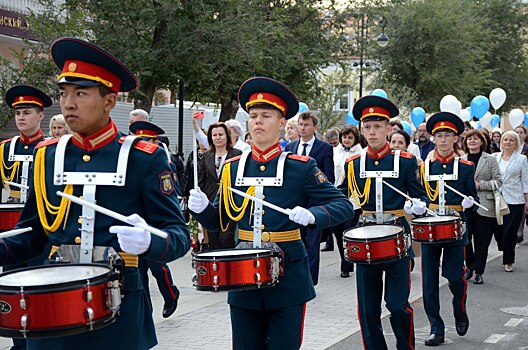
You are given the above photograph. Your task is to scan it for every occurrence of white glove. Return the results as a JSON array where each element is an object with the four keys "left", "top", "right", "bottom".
[
  {"left": 462, "top": 196, "right": 475, "bottom": 209},
  {"left": 288, "top": 206, "right": 316, "bottom": 226},
  {"left": 404, "top": 200, "right": 413, "bottom": 214},
  {"left": 109, "top": 214, "right": 151, "bottom": 255},
  {"left": 188, "top": 188, "right": 209, "bottom": 214},
  {"left": 411, "top": 199, "right": 427, "bottom": 215}
]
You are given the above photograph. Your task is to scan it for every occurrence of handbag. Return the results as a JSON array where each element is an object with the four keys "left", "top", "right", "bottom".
[{"left": 492, "top": 181, "right": 509, "bottom": 225}]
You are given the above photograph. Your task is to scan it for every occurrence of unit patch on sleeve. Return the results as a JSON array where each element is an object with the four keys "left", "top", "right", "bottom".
[
  {"left": 313, "top": 169, "right": 328, "bottom": 184},
  {"left": 159, "top": 171, "right": 175, "bottom": 195}
]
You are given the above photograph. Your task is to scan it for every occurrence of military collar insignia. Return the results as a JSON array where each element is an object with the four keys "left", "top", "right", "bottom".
[
  {"left": 251, "top": 143, "right": 282, "bottom": 162},
  {"left": 434, "top": 151, "right": 455, "bottom": 163},
  {"left": 19, "top": 129, "right": 44, "bottom": 145},
  {"left": 367, "top": 142, "right": 390, "bottom": 160},
  {"left": 72, "top": 119, "right": 118, "bottom": 151}
]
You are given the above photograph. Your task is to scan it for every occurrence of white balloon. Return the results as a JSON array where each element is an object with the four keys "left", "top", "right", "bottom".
[
  {"left": 509, "top": 108, "right": 524, "bottom": 128},
  {"left": 440, "top": 95, "right": 461, "bottom": 116},
  {"left": 469, "top": 121, "right": 479, "bottom": 129},
  {"left": 489, "top": 88, "right": 506, "bottom": 110},
  {"left": 459, "top": 109, "right": 471, "bottom": 122},
  {"left": 480, "top": 112, "right": 492, "bottom": 127}
]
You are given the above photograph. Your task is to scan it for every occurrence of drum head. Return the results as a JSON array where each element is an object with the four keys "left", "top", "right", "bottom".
[
  {"left": 411, "top": 215, "right": 459, "bottom": 224},
  {"left": 344, "top": 225, "right": 402, "bottom": 239},
  {"left": 0, "top": 265, "right": 110, "bottom": 287},
  {"left": 196, "top": 248, "right": 271, "bottom": 258}
]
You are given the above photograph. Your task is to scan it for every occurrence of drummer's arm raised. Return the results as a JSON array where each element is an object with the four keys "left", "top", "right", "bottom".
[{"left": 406, "top": 157, "right": 429, "bottom": 206}]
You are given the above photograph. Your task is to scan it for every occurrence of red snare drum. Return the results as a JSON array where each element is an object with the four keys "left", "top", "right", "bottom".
[
  {"left": 344, "top": 225, "right": 408, "bottom": 264},
  {"left": 411, "top": 215, "right": 462, "bottom": 243},
  {"left": 192, "top": 249, "right": 280, "bottom": 292},
  {"left": 0, "top": 264, "right": 121, "bottom": 338},
  {"left": 0, "top": 204, "right": 24, "bottom": 231}
]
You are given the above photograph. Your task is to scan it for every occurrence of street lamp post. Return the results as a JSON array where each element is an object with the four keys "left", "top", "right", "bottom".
[{"left": 358, "top": 16, "right": 389, "bottom": 98}]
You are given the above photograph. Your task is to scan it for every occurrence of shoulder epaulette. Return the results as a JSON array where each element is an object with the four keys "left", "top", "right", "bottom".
[
  {"left": 35, "top": 138, "right": 59, "bottom": 149},
  {"left": 288, "top": 154, "right": 310, "bottom": 162},
  {"left": 225, "top": 155, "right": 241, "bottom": 164},
  {"left": 118, "top": 136, "right": 158, "bottom": 154},
  {"left": 345, "top": 153, "right": 361, "bottom": 163},
  {"left": 460, "top": 159, "right": 473, "bottom": 166},
  {"left": 0, "top": 138, "right": 13, "bottom": 145},
  {"left": 392, "top": 150, "right": 413, "bottom": 159}
]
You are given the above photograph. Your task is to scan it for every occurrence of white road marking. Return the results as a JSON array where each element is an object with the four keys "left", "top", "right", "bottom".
[
  {"left": 484, "top": 334, "right": 506, "bottom": 343},
  {"left": 505, "top": 318, "right": 524, "bottom": 327}
]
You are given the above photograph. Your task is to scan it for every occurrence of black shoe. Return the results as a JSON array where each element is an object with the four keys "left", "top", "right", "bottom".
[
  {"left": 162, "top": 289, "right": 180, "bottom": 318},
  {"left": 411, "top": 258, "right": 415, "bottom": 272},
  {"left": 517, "top": 236, "right": 524, "bottom": 243},
  {"left": 321, "top": 244, "right": 334, "bottom": 252},
  {"left": 464, "top": 268, "right": 474, "bottom": 280},
  {"left": 455, "top": 312, "right": 469, "bottom": 336},
  {"left": 340, "top": 271, "right": 350, "bottom": 278},
  {"left": 425, "top": 334, "right": 444, "bottom": 346},
  {"left": 474, "top": 274, "right": 483, "bottom": 284}
]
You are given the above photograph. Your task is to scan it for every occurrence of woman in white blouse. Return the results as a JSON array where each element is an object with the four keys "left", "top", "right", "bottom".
[
  {"left": 492, "top": 131, "right": 528, "bottom": 272},
  {"left": 332, "top": 125, "right": 362, "bottom": 277}
]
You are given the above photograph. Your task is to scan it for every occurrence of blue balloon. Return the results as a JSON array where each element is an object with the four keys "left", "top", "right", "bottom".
[
  {"left": 371, "top": 89, "right": 388, "bottom": 99},
  {"left": 346, "top": 111, "right": 358, "bottom": 125},
  {"left": 298, "top": 102, "right": 309, "bottom": 113},
  {"left": 410, "top": 107, "right": 426, "bottom": 128},
  {"left": 490, "top": 114, "right": 500, "bottom": 127},
  {"left": 401, "top": 121, "right": 412, "bottom": 136},
  {"left": 477, "top": 121, "right": 482, "bottom": 129},
  {"left": 524, "top": 113, "right": 528, "bottom": 127},
  {"left": 470, "top": 95, "right": 490, "bottom": 119}
]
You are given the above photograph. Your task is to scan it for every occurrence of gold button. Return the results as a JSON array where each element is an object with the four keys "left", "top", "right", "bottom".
[
  {"left": 374, "top": 161, "right": 379, "bottom": 165},
  {"left": 261, "top": 225, "right": 265, "bottom": 230},
  {"left": 78, "top": 217, "right": 83, "bottom": 224},
  {"left": 444, "top": 191, "right": 447, "bottom": 194},
  {"left": 262, "top": 195, "right": 265, "bottom": 199},
  {"left": 24, "top": 146, "right": 28, "bottom": 149},
  {"left": 260, "top": 165, "right": 265, "bottom": 171},
  {"left": 261, "top": 232, "right": 270, "bottom": 242},
  {"left": 83, "top": 155, "right": 91, "bottom": 162},
  {"left": 443, "top": 164, "right": 447, "bottom": 168},
  {"left": 74, "top": 236, "right": 81, "bottom": 244},
  {"left": 79, "top": 196, "right": 83, "bottom": 199},
  {"left": 262, "top": 210, "right": 266, "bottom": 215}
]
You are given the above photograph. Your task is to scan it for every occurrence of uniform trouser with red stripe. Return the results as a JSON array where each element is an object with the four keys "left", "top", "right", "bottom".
[
  {"left": 148, "top": 262, "right": 179, "bottom": 304},
  {"left": 421, "top": 244, "right": 466, "bottom": 336},
  {"left": 230, "top": 303, "right": 306, "bottom": 350},
  {"left": 356, "top": 256, "right": 414, "bottom": 350}
]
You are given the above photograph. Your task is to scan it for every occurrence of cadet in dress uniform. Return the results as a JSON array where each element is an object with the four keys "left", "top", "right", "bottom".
[
  {"left": 1, "top": 37, "right": 190, "bottom": 350},
  {"left": 189, "top": 77, "right": 355, "bottom": 350},
  {"left": 130, "top": 121, "right": 181, "bottom": 318},
  {"left": 0, "top": 85, "right": 52, "bottom": 350},
  {"left": 338, "top": 95, "right": 429, "bottom": 350},
  {"left": 420, "top": 112, "right": 478, "bottom": 346}
]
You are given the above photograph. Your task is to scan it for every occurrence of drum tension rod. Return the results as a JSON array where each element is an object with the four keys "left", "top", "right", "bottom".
[
  {"left": 213, "top": 276, "right": 219, "bottom": 292},
  {"left": 86, "top": 280, "right": 93, "bottom": 303},
  {"left": 20, "top": 314, "right": 28, "bottom": 338},
  {"left": 19, "top": 287, "right": 26, "bottom": 310},
  {"left": 86, "top": 307, "right": 94, "bottom": 330}
]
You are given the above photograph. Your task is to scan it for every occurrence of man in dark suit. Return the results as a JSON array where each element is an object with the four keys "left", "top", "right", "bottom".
[{"left": 285, "top": 111, "right": 334, "bottom": 285}]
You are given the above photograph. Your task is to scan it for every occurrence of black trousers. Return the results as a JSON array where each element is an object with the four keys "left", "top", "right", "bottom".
[
  {"left": 495, "top": 204, "right": 524, "bottom": 265},
  {"left": 332, "top": 209, "right": 361, "bottom": 273},
  {"left": 465, "top": 212, "right": 497, "bottom": 275}
]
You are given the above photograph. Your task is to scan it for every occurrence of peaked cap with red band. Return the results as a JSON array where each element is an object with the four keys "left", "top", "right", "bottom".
[
  {"left": 352, "top": 95, "right": 399, "bottom": 122},
  {"left": 129, "top": 121, "right": 165, "bottom": 138},
  {"left": 238, "top": 77, "right": 299, "bottom": 119},
  {"left": 50, "top": 37, "right": 138, "bottom": 93},
  {"left": 5, "top": 85, "right": 52, "bottom": 109},
  {"left": 426, "top": 111, "right": 464, "bottom": 136}
]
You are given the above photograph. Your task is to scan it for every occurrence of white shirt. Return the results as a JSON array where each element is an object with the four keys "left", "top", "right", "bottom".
[
  {"left": 297, "top": 136, "right": 315, "bottom": 156},
  {"left": 214, "top": 153, "right": 228, "bottom": 177},
  {"left": 234, "top": 139, "right": 251, "bottom": 152}
]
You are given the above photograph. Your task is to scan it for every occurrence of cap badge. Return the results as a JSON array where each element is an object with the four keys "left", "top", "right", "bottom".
[
  {"left": 68, "top": 62, "right": 77, "bottom": 72},
  {"left": 369, "top": 108, "right": 374, "bottom": 113},
  {"left": 18, "top": 97, "right": 24, "bottom": 101},
  {"left": 257, "top": 93, "right": 263, "bottom": 99},
  {"left": 440, "top": 122, "right": 445, "bottom": 126}
]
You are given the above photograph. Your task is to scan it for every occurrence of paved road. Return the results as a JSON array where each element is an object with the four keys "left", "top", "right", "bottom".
[{"left": 0, "top": 238, "right": 525, "bottom": 349}]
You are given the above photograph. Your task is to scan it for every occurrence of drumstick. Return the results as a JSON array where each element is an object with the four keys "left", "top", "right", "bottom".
[
  {"left": 382, "top": 180, "right": 439, "bottom": 217},
  {"left": 0, "top": 227, "right": 32, "bottom": 240},
  {"left": 444, "top": 183, "right": 488, "bottom": 211},
  {"left": 227, "top": 187, "right": 291, "bottom": 216},
  {"left": 4, "top": 181, "right": 29, "bottom": 190},
  {"left": 56, "top": 191, "right": 168, "bottom": 239},
  {"left": 192, "top": 126, "right": 199, "bottom": 190}
]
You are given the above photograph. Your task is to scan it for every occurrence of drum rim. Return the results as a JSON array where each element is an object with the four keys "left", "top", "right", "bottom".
[
  {"left": 193, "top": 248, "right": 273, "bottom": 261},
  {"left": 343, "top": 225, "right": 404, "bottom": 240},
  {"left": 0, "top": 204, "right": 25, "bottom": 210},
  {"left": 0, "top": 263, "right": 113, "bottom": 292},
  {"left": 411, "top": 215, "right": 460, "bottom": 224}
]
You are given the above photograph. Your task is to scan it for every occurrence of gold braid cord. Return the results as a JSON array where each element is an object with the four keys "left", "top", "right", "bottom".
[
  {"left": 421, "top": 164, "right": 439, "bottom": 201},
  {"left": 347, "top": 159, "right": 371, "bottom": 206},
  {"left": 219, "top": 162, "right": 255, "bottom": 232},
  {"left": 0, "top": 143, "right": 20, "bottom": 187},
  {"left": 34, "top": 146, "right": 74, "bottom": 233}
]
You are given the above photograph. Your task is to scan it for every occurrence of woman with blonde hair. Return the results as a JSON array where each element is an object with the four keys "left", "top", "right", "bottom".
[
  {"left": 492, "top": 130, "right": 528, "bottom": 272},
  {"left": 48, "top": 114, "right": 71, "bottom": 138}
]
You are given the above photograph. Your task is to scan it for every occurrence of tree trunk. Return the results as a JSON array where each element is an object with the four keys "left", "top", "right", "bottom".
[
  {"left": 219, "top": 94, "right": 239, "bottom": 122},
  {"left": 133, "top": 83, "right": 156, "bottom": 114}
]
